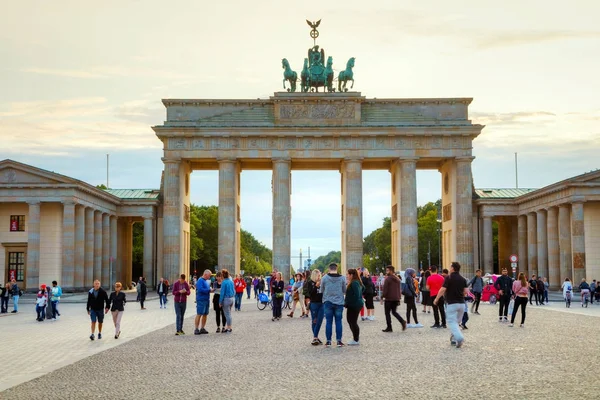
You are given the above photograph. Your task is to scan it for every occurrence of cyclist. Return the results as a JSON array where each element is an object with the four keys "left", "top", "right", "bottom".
[
  {"left": 579, "top": 278, "right": 591, "bottom": 307},
  {"left": 561, "top": 278, "right": 573, "bottom": 308}
]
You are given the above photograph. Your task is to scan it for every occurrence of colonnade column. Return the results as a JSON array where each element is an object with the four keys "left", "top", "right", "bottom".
[
  {"left": 399, "top": 159, "right": 417, "bottom": 269},
  {"left": 61, "top": 201, "right": 76, "bottom": 290},
  {"left": 547, "top": 207, "right": 560, "bottom": 289},
  {"left": 536, "top": 210, "right": 548, "bottom": 280},
  {"left": 517, "top": 215, "right": 528, "bottom": 277},
  {"left": 571, "top": 201, "right": 586, "bottom": 283},
  {"left": 558, "top": 205, "right": 572, "bottom": 282},
  {"left": 218, "top": 159, "right": 240, "bottom": 277},
  {"left": 110, "top": 216, "right": 118, "bottom": 287},
  {"left": 26, "top": 201, "right": 41, "bottom": 290},
  {"left": 121, "top": 218, "right": 133, "bottom": 287},
  {"left": 102, "top": 214, "right": 110, "bottom": 288},
  {"left": 527, "top": 213, "right": 538, "bottom": 277},
  {"left": 143, "top": 217, "right": 154, "bottom": 286},
  {"left": 84, "top": 208, "right": 95, "bottom": 286},
  {"left": 497, "top": 217, "right": 511, "bottom": 271},
  {"left": 94, "top": 211, "right": 102, "bottom": 283},
  {"left": 74, "top": 205, "right": 85, "bottom": 290},
  {"left": 455, "top": 157, "right": 474, "bottom": 275},
  {"left": 341, "top": 158, "right": 364, "bottom": 273},
  {"left": 482, "top": 216, "right": 493, "bottom": 274},
  {"left": 162, "top": 158, "right": 182, "bottom": 281},
  {"left": 272, "top": 159, "right": 291, "bottom": 282}
]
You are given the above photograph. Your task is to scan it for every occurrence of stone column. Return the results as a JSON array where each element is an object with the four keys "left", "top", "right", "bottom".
[
  {"left": 497, "top": 217, "right": 511, "bottom": 271},
  {"left": 342, "top": 158, "right": 364, "bottom": 273},
  {"left": 272, "top": 159, "right": 291, "bottom": 282},
  {"left": 84, "top": 208, "right": 95, "bottom": 286},
  {"left": 571, "top": 201, "right": 586, "bottom": 283},
  {"left": 94, "top": 211, "right": 102, "bottom": 283},
  {"left": 536, "top": 210, "right": 548, "bottom": 280},
  {"left": 482, "top": 216, "right": 493, "bottom": 274},
  {"left": 61, "top": 201, "right": 76, "bottom": 290},
  {"left": 102, "top": 214, "right": 110, "bottom": 289},
  {"left": 219, "top": 159, "right": 239, "bottom": 277},
  {"left": 162, "top": 158, "right": 182, "bottom": 282},
  {"left": 558, "top": 205, "right": 572, "bottom": 281},
  {"left": 547, "top": 207, "right": 559, "bottom": 289},
  {"left": 517, "top": 215, "right": 528, "bottom": 277},
  {"left": 455, "top": 157, "right": 474, "bottom": 275},
  {"left": 122, "top": 219, "right": 133, "bottom": 287},
  {"left": 399, "top": 159, "right": 417, "bottom": 269},
  {"left": 527, "top": 212, "right": 538, "bottom": 277},
  {"left": 110, "top": 216, "right": 118, "bottom": 287},
  {"left": 74, "top": 205, "right": 85, "bottom": 290},
  {"left": 26, "top": 201, "right": 41, "bottom": 290},
  {"left": 143, "top": 217, "right": 154, "bottom": 286}
]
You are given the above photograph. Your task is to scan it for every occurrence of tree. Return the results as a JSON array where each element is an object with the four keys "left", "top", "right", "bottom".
[
  {"left": 362, "top": 217, "right": 391, "bottom": 272},
  {"left": 96, "top": 184, "right": 108, "bottom": 190},
  {"left": 311, "top": 251, "right": 341, "bottom": 272}
]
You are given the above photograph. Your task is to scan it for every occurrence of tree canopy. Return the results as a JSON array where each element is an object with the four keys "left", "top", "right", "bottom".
[{"left": 310, "top": 251, "right": 341, "bottom": 272}]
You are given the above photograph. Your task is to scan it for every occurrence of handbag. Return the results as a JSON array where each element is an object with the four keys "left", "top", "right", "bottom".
[
  {"left": 508, "top": 298, "right": 515, "bottom": 315},
  {"left": 293, "top": 291, "right": 299, "bottom": 301},
  {"left": 275, "top": 292, "right": 284, "bottom": 299}
]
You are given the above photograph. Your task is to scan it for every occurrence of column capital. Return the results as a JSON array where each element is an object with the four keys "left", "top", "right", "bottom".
[
  {"left": 162, "top": 157, "right": 181, "bottom": 164},
  {"left": 571, "top": 196, "right": 586, "bottom": 204},
  {"left": 558, "top": 203, "right": 571, "bottom": 209},
  {"left": 217, "top": 157, "right": 238, "bottom": 164},
  {"left": 272, "top": 157, "right": 291, "bottom": 164},
  {"left": 455, "top": 156, "right": 475, "bottom": 163},
  {"left": 27, "top": 200, "right": 41, "bottom": 206},
  {"left": 143, "top": 216, "right": 155, "bottom": 221},
  {"left": 61, "top": 199, "right": 76, "bottom": 206},
  {"left": 398, "top": 157, "right": 419, "bottom": 164}
]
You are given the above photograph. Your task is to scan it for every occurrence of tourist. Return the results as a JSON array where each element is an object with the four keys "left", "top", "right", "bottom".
[
  {"left": 35, "top": 284, "right": 48, "bottom": 321},
  {"left": 427, "top": 265, "right": 446, "bottom": 328},
  {"left": 173, "top": 274, "right": 191, "bottom": 336},
  {"left": 194, "top": 269, "right": 212, "bottom": 335},
  {"left": 579, "top": 278, "right": 591, "bottom": 306},
  {"left": 494, "top": 268, "right": 513, "bottom": 322},
  {"left": 136, "top": 276, "right": 142, "bottom": 302},
  {"left": 288, "top": 273, "right": 307, "bottom": 318},
  {"left": 302, "top": 270, "right": 312, "bottom": 311},
  {"left": 138, "top": 277, "right": 147, "bottom": 310},
  {"left": 420, "top": 270, "right": 431, "bottom": 314},
  {"left": 212, "top": 271, "right": 227, "bottom": 332},
  {"left": 86, "top": 279, "right": 109, "bottom": 340},
  {"left": 271, "top": 272, "right": 285, "bottom": 321},
  {"left": 561, "top": 278, "right": 573, "bottom": 306},
  {"left": 233, "top": 274, "right": 246, "bottom": 311},
  {"left": 589, "top": 279, "right": 596, "bottom": 304},
  {"left": 321, "top": 263, "right": 346, "bottom": 347},
  {"left": 107, "top": 282, "right": 126, "bottom": 339},
  {"left": 10, "top": 279, "right": 20, "bottom": 313},
  {"left": 266, "top": 273, "right": 272, "bottom": 296},
  {"left": 595, "top": 281, "right": 600, "bottom": 303},
  {"left": 509, "top": 272, "right": 529, "bottom": 327},
  {"left": 381, "top": 265, "right": 407, "bottom": 333},
  {"left": 543, "top": 277, "right": 549, "bottom": 304},
  {"left": 306, "top": 269, "right": 324, "bottom": 345},
  {"left": 404, "top": 268, "right": 422, "bottom": 328},
  {"left": 0, "top": 283, "right": 8, "bottom": 313},
  {"left": 528, "top": 274, "right": 538, "bottom": 305},
  {"left": 361, "top": 268, "right": 375, "bottom": 321},
  {"left": 50, "top": 280, "right": 62, "bottom": 320},
  {"left": 536, "top": 277, "right": 545, "bottom": 305},
  {"left": 219, "top": 270, "right": 235, "bottom": 333},
  {"left": 258, "top": 275, "right": 265, "bottom": 296},
  {"left": 344, "top": 268, "right": 364, "bottom": 345},
  {"left": 157, "top": 277, "right": 169, "bottom": 309},
  {"left": 468, "top": 269, "right": 483, "bottom": 315},
  {"left": 245, "top": 275, "right": 253, "bottom": 299},
  {"left": 433, "top": 262, "right": 467, "bottom": 348},
  {"left": 377, "top": 272, "right": 385, "bottom": 300},
  {"left": 252, "top": 276, "right": 259, "bottom": 299}
]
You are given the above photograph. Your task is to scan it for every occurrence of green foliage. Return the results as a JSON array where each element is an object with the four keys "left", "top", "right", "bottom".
[
  {"left": 96, "top": 184, "right": 108, "bottom": 190},
  {"left": 240, "top": 230, "right": 273, "bottom": 276},
  {"left": 311, "top": 251, "right": 341, "bottom": 272},
  {"left": 363, "top": 217, "right": 391, "bottom": 272}
]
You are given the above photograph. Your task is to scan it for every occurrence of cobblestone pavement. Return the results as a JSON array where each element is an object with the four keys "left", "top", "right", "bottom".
[{"left": 3, "top": 296, "right": 600, "bottom": 399}]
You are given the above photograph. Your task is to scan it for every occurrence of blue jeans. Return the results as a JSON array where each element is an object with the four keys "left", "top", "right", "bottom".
[
  {"left": 246, "top": 286, "right": 252, "bottom": 299},
  {"left": 222, "top": 296, "right": 234, "bottom": 326},
  {"left": 159, "top": 294, "right": 166, "bottom": 307},
  {"left": 174, "top": 301, "right": 186, "bottom": 332},
  {"left": 324, "top": 301, "right": 343, "bottom": 342},
  {"left": 51, "top": 300, "right": 59, "bottom": 318},
  {"left": 310, "top": 302, "right": 324, "bottom": 338},
  {"left": 13, "top": 295, "right": 19, "bottom": 312},
  {"left": 36, "top": 304, "right": 46, "bottom": 320},
  {"left": 446, "top": 303, "right": 464, "bottom": 344},
  {"left": 234, "top": 292, "right": 243, "bottom": 310}
]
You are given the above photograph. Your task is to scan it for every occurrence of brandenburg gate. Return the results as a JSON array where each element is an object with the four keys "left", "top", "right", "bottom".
[{"left": 154, "top": 92, "right": 484, "bottom": 281}]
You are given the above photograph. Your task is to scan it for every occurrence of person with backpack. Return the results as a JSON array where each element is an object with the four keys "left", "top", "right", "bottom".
[
  {"left": 50, "top": 280, "right": 62, "bottom": 320},
  {"left": 468, "top": 269, "right": 484, "bottom": 314},
  {"left": 321, "top": 263, "right": 347, "bottom": 347},
  {"left": 233, "top": 274, "right": 246, "bottom": 311},
  {"left": 561, "top": 278, "right": 573, "bottom": 307},
  {"left": 403, "top": 268, "right": 422, "bottom": 328},
  {"left": 427, "top": 265, "right": 446, "bottom": 328},
  {"left": 361, "top": 268, "right": 376, "bottom": 321}
]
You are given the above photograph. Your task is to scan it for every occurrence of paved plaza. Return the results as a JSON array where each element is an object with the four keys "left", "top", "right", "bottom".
[{"left": 2, "top": 293, "right": 600, "bottom": 399}]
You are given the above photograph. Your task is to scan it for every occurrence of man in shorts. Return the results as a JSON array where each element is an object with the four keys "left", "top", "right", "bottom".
[
  {"left": 194, "top": 269, "right": 212, "bottom": 335},
  {"left": 86, "top": 279, "right": 109, "bottom": 340}
]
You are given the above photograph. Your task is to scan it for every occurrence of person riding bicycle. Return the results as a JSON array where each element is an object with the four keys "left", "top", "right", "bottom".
[
  {"left": 579, "top": 278, "right": 591, "bottom": 305},
  {"left": 561, "top": 278, "right": 573, "bottom": 307}
]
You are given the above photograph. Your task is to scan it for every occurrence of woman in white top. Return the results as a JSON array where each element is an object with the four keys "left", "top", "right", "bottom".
[
  {"left": 509, "top": 273, "right": 529, "bottom": 327},
  {"left": 561, "top": 278, "right": 573, "bottom": 307}
]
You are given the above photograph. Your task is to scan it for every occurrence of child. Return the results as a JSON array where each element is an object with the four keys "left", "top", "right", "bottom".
[{"left": 36, "top": 284, "right": 48, "bottom": 321}]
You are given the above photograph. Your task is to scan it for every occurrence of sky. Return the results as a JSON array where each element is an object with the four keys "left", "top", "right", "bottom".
[{"left": 1, "top": 0, "right": 599, "bottom": 264}]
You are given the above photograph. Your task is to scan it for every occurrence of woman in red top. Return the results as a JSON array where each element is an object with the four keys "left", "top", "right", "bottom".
[{"left": 234, "top": 274, "right": 246, "bottom": 311}]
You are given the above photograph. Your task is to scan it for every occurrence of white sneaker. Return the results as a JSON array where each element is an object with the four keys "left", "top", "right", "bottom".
[
  {"left": 368, "top": 316, "right": 375, "bottom": 321},
  {"left": 347, "top": 340, "right": 360, "bottom": 346},
  {"left": 406, "top": 324, "right": 415, "bottom": 328},
  {"left": 413, "top": 323, "right": 423, "bottom": 328}
]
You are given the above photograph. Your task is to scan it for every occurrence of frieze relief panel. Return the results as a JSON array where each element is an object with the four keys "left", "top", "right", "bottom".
[{"left": 279, "top": 103, "right": 356, "bottom": 120}]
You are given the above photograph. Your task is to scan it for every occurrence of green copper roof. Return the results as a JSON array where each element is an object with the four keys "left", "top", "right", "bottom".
[
  {"left": 103, "top": 189, "right": 160, "bottom": 200},
  {"left": 475, "top": 188, "right": 537, "bottom": 199}
]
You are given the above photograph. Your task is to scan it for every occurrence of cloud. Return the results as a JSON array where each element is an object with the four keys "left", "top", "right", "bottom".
[
  {"left": 20, "top": 65, "right": 197, "bottom": 80},
  {"left": 474, "top": 30, "right": 600, "bottom": 50},
  {"left": 471, "top": 111, "right": 556, "bottom": 127}
]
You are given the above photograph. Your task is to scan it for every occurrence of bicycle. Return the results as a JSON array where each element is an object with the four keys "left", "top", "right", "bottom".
[{"left": 581, "top": 290, "right": 590, "bottom": 308}]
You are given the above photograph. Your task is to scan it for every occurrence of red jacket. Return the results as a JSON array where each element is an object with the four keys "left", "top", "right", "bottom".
[{"left": 234, "top": 278, "right": 246, "bottom": 293}]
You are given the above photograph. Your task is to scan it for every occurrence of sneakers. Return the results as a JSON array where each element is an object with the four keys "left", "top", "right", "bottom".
[
  {"left": 456, "top": 340, "right": 464, "bottom": 348},
  {"left": 401, "top": 320, "right": 407, "bottom": 331},
  {"left": 430, "top": 324, "right": 441, "bottom": 329},
  {"left": 441, "top": 324, "right": 447, "bottom": 329},
  {"left": 199, "top": 328, "right": 208, "bottom": 334},
  {"left": 347, "top": 340, "right": 360, "bottom": 346},
  {"left": 175, "top": 330, "right": 185, "bottom": 336},
  {"left": 509, "top": 323, "right": 514, "bottom": 327},
  {"left": 98, "top": 333, "right": 102, "bottom": 340},
  {"left": 368, "top": 316, "right": 375, "bottom": 321},
  {"left": 361, "top": 317, "right": 366, "bottom": 321},
  {"left": 474, "top": 311, "right": 480, "bottom": 315},
  {"left": 520, "top": 324, "right": 524, "bottom": 328},
  {"left": 337, "top": 341, "right": 345, "bottom": 347},
  {"left": 325, "top": 341, "right": 332, "bottom": 347},
  {"left": 311, "top": 338, "right": 320, "bottom": 346},
  {"left": 216, "top": 327, "right": 221, "bottom": 333},
  {"left": 382, "top": 328, "right": 393, "bottom": 333},
  {"left": 503, "top": 317, "right": 508, "bottom": 322},
  {"left": 413, "top": 323, "right": 423, "bottom": 328},
  {"left": 406, "top": 324, "right": 415, "bottom": 328},
  {"left": 89, "top": 334, "right": 95, "bottom": 341},
  {"left": 194, "top": 329, "right": 201, "bottom": 335}
]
